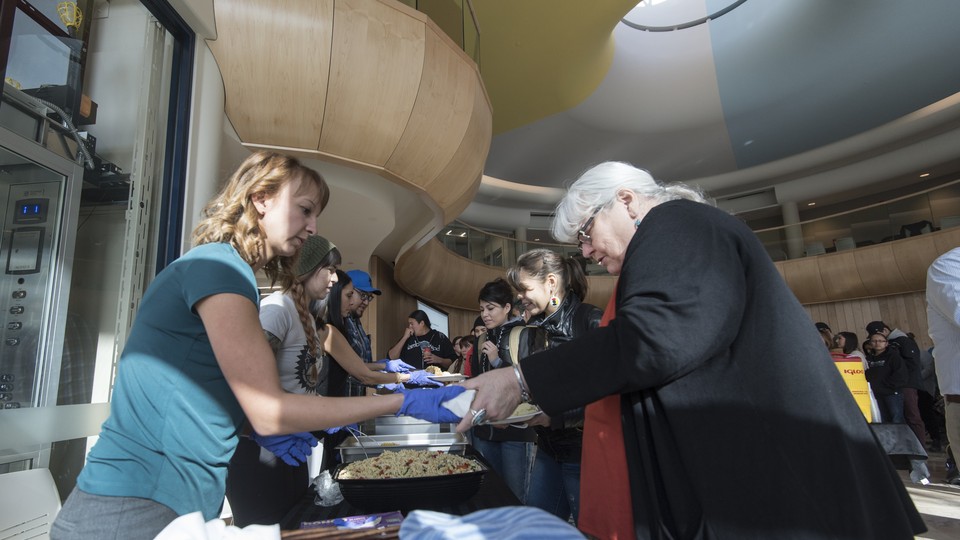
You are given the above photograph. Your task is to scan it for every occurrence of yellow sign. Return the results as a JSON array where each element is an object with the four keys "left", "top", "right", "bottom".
[{"left": 833, "top": 353, "right": 873, "bottom": 422}]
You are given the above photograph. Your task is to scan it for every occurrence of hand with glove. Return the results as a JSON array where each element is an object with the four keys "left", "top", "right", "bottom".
[
  {"left": 396, "top": 385, "right": 467, "bottom": 423},
  {"left": 406, "top": 369, "right": 444, "bottom": 387},
  {"left": 249, "top": 431, "right": 318, "bottom": 466},
  {"left": 325, "top": 423, "right": 359, "bottom": 435},
  {"left": 383, "top": 359, "right": 416, "bottom": 373}
]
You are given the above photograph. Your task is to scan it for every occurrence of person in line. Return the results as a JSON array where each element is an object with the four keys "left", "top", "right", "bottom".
[
  {"left": 867, "top": 321, "right": 927, "bottom": 448},
  {"left": 506, "top": 248, "right": 602, "bottom": 524},
  {"left": 388, "top": 310, "right": 456, "bottom": 370},
  {"left": 343, "top": 269, "right": 380, "bottom": 396},
  {"left": 51, "top": 152, "right": 464, "bottom": 539},
  {"left": 321, "top": 270, "right": 441, "bottom": 392},
  {"left": 927, "top": 247, "right": 960, "bottom": 483},
  {"left": 834, "top": 331, "right": 882, "bottom": 423},
  {"left": 456, "top": 334, "right": 476, "bottom": 376},
  {"left": 834, "top": 331, "right": 865, "bottom": 361},
  {"left": 470, "top": 278, "right": 535, "bottom": 501},
  {"left": 456, "top": 161, "right": 925, "bottom": 538}
]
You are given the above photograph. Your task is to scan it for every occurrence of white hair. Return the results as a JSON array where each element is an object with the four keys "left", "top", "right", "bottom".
[{"left": 551, "top": 162, "right": 711, "bottom": 242}]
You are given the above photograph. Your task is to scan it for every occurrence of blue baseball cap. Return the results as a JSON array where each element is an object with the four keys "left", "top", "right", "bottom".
[{"left": 346, "top": 270, "right": 381, "bottom": 295}]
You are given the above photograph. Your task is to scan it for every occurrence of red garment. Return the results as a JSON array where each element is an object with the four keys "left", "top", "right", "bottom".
[
  {"left": 578, "top": 289, "right": 635, "bottom": 539},
  {"left": 462, "top": 347, "right": 473, "bottom": 377}
]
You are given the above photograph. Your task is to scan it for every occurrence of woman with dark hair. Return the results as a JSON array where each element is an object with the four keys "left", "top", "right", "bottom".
[
  {"left": 835, "top": 331, "right": 865, "bottom": 359},
  {"left": 320, "top": 271, "right": 439, "bottom": 398},
  {"left": 505, "top": 249, "right": 602, "bottom": 524},
  {"left": 388, "top": 309, "right": 455, "bottom": 370},
  {"left": 470, "top": 278, "right": 536, "bottom": 501},
  {"left": 227, "top": 240, "right": 438, "bottom": 525}
]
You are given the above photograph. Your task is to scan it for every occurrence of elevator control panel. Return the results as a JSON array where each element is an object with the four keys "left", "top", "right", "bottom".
[{"left": 1, "top": 182, "right": 61, "bottom": 408}]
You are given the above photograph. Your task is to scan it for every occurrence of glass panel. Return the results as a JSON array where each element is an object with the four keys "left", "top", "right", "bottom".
[{"left": 1, "top": 0, "right": 180, "bottom": 499}]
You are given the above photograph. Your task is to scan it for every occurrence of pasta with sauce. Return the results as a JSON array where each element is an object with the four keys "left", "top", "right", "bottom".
[{"left": 339, "top": 449, "right": 482, "bottom": 479}]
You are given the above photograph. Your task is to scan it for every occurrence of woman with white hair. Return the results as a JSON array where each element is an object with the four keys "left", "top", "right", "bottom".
[{"left": 458, "top": 162, "right": 925, "bottom": 539}]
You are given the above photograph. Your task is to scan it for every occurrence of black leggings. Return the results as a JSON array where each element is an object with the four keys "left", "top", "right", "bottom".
[{"left": 225, "top": 437, "right": 310, "bottom": 527}]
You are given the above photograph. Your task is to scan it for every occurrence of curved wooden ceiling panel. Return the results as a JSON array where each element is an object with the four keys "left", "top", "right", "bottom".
[
  {"left": 208, "top": 0, "right": 491, "bottom": 250},
  {"left": 399, "top": 229, "right": 960, "bottom": 311},
  {"left": 208, "top": 0, "right": 332, "bottom": 148},
  {"left": 395, "top": 238, "right": 616, "bottom": 311},
  {"left": 321, "top": 0, "right": 424, "bottom": 164},
  {"left": 386, "top": 24, "right": 482, "bottom": 189}
]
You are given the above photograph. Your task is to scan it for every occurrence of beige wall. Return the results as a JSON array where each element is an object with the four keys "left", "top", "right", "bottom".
[{"left": 804, "top": 292, "right": 932, "bottom": 352}]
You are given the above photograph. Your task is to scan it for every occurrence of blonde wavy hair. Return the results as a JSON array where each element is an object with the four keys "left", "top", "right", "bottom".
[{"left": 191, "top": 151, "right": 329, "bottom": 286}]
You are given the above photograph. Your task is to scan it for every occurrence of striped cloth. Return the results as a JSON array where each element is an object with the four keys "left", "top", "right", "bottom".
[{"left": 399, "top": 506, "right": 584, "bottom": 539}]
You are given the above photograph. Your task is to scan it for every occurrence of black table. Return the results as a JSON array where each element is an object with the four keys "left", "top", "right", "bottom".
[{"left": 279, "top": 447, "right": 521, "bottom": 530}]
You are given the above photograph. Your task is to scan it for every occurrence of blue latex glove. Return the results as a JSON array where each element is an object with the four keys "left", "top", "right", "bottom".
[
  {"left": 377, "top": 383, "right": 404, "bottom": 392},
  {"left": 326, "top": 423, "right": 358, "bottom": 435},
  {"left": 383, "top": 359, "right": 416, "bottom": 373},
  {"left": 249, "top": 431, "right": 318, "bottom": 466},
  {"left": 406, "top": 369, "right": 444, "bottom": 387},
  {"left": 396, "top": 386, "right": 466, "bottom": 423}
]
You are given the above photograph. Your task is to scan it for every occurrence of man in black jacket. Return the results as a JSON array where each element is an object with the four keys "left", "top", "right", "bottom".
[{"left": 867, "top": 321, "right": 928, "bottom": 451}]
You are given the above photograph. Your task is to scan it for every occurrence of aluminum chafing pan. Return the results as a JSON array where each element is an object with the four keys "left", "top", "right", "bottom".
[
  {"left": 363, "top": 414, "right": 443, "bottom": 435},
  {"left": 337, "top": 432, "right": 468, "bottom": 463}
]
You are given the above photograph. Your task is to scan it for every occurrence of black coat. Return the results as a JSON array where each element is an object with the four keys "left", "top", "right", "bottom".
[{"left": 521, "top": 200, "right": 925, "bottom": 539}]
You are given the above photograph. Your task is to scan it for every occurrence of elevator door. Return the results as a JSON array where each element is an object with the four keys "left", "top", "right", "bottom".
[{"left": 0, "top": 145, "right": 69, "bottom": 410}]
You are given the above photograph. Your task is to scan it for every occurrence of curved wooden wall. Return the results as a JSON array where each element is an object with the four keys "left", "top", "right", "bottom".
[
  {"left": 397, "top": 229, "right": 960, "bottom": 312},
  {"left": 395, "top": 238, "right": 617, "bottom": 311},
  {"left": 207, "top": 0, "right": 491, "bottom": 224},
  {"left": 775, "top": 227, "right": 960, "bottom": 304}
]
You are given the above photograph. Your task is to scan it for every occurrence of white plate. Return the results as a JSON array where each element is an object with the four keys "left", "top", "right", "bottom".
[
  {"left": 427, "top": 374, "right": 466, "bottom": 383},
  {"left": 483, "top": 408, "right": 543, "bottom": 426}
]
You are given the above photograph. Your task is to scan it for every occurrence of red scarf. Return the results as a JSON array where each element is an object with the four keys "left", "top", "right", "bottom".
[{"left": 579, "top": 289, "right": 635, "bottom": 539}]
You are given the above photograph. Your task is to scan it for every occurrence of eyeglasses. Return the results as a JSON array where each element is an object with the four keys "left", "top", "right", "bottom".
[
  {"left": 577, "top": 205, "right": 604, "bottom": 249},
  {"left": 357, "top": 292, "right": 375, "bottom": 303}
]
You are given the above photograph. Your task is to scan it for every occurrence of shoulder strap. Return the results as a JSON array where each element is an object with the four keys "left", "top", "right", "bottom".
[{"left": 509, "top": 326, "right": 525, "bottom": 364}]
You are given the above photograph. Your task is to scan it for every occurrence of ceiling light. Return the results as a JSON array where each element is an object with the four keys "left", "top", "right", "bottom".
[
  {"left": 807, "top": 202, "right": 816, "bottom": 206},
  {"left": 920, "top": 173, "right": 930, "bottom": 178}
]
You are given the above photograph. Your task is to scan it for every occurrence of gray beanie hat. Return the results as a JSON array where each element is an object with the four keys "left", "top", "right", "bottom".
[{"left": 296, "top": 235, "right": 336, "bottom": 277}]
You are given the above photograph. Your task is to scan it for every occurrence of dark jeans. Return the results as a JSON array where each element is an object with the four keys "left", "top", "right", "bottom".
[
  {"left": 879, "top": 392, "right": 905, "bottom": 424},
  {"left": 472, "top": 438, "right": 533, "bottom": 502},
  {"left": 526, "top": 446, "right": 581, "bottom": 524}
]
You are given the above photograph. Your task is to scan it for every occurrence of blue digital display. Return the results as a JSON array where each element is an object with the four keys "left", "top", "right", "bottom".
[{"left": 12, "top": 198, "right": 48, "bottom": 224}]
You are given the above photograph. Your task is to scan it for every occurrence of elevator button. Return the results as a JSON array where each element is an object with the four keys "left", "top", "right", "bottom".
[
  {"left": 11, "top": 290, "right": 26, "bottom": 299},
  {"left": 0, "top": 374, "right": 13, "bottom": 382},
  {"left": 9, "top": 306, "right": 24, "bottom": 315},
  {"left": 5, "top": 338, "right": 19, "bottom": 346},
  {"left": 0, "top": 393, "right": 10, "bottom": 401},
  {"left": 0, "top": 384, "right": 11, "bottom": 392},
  {"left": 7, "top": 322, "right": 21, "bottom": 330},
  {"left": 4, "top": 402, "right": 20, "bottom": 409}
]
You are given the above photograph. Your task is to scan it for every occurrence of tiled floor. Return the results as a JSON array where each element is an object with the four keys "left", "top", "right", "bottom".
[{"left": 899, "top": 449, "right": 960, "bottom": 539}]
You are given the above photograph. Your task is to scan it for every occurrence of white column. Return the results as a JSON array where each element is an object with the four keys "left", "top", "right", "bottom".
[{"left": 781, "top": 201, "right": 803, "bottom": 259}]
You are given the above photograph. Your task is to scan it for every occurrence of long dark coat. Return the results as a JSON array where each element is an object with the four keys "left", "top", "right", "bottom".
[{"left": 521, "top": 200, "right": 925, "bottom": 539}]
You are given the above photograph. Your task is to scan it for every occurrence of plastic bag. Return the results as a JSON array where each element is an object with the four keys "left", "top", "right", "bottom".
[{"left": 312, "top": 470, "right": 343, "bottom": 507}]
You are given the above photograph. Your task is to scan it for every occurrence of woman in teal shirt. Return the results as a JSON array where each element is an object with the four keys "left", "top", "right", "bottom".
[{"left": 51, "top": 152, "right": 463, "bottom": 539}]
